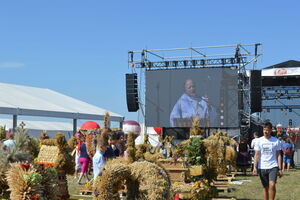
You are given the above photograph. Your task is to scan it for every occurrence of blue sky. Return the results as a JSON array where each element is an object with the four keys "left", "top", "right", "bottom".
[{"left": 0, "top": 0, "right": 299, "bottom": 125}]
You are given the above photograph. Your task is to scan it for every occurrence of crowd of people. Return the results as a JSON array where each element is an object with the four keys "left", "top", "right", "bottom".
[
  {"left": 72, "top": 130, "right": 126, "bottom": 185},
  {"left": 234, "top": 122, "right": 298, "bottom": 200},
  {"left": 236, "top": 123, "right": 298, "bottom": 174}
]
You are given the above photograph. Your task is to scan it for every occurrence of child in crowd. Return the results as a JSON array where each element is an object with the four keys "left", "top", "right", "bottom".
[
  {"left": 93, "top": 139, "right": 107, "bottom": 183},
  {"left": 282, "top": 138, "right": 293, "bottom": 172},
  {"left": 116, "top": 131, "right": 126, "bottom": 157},
  {"left": 3, "top": 134, "right": 15, "bottom": 149},
  {"left": 104, "top": 131, "right": 120, "bottom": 159}
]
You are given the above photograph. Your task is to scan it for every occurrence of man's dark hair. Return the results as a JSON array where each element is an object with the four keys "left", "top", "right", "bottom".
[
  {"left": 263, "top": 121, "right": 273, "bottom": 129},
  {"left": 108, "top": 131, "right": 118, "bottom": 140},
  {"left": 115, "top": 130, "right": 124, "bottom": 140}
]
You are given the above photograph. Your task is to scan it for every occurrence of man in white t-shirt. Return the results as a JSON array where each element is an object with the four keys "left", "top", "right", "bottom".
[
  {"left": 253, "top": 122, "right": 282, "bottom": 200},
  {"left": 251, "top": 132, "right": 259, "bottom": 149}
]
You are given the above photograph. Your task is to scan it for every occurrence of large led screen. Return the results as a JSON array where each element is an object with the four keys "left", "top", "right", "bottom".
[{"left": 145, "top": 68, "right": 239, "bottom": 128}]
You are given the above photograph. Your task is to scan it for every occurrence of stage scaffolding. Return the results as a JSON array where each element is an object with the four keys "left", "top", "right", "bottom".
[{"left": 128, "top": 43, "right": 263, "bottom": 135}]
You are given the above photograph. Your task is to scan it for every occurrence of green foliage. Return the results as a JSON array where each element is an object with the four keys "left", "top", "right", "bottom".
[
  {"left": 0, "top": 126, "right": 6, "bottom": 141},
  {"left": 23, "top": 172, "right": 43, "bottom": 185},
  {"left": 27, "top": 138, "right": 40, "bottom": 158},
  {"left": 46, "top": 167, "right": 58, "bottom": 179},
  {"left": 14, "top": 126, "right": 29, "bottom": 150},
  {"left": 187, "top": 137, "right": 206, "bottom": 166}
]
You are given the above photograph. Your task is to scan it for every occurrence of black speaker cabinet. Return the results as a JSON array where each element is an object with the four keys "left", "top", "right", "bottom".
[
  {"left": 126, "top": 73, "right": 139, "bottom": 112},
  {"left": 250, "top": 70, "right": 262, "bottom": 113}
]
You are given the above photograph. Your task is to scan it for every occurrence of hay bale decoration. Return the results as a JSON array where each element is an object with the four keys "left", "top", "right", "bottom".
[
  {"left": 94, "top": 161, "right": 171, "bottom": 200},
  {"left": 203, "top": 130, "right": 237, "bottom": 176},
  {"left": 6, "top": 163, "right": 43, "bottom": 200},
  {"left": 190, "top": 118, "right": 204, "bottom": 137},
  {"left": 36, "top": 133, "right": 74, "bottom": 199}
]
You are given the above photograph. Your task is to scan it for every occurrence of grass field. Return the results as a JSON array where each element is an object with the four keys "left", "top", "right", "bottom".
[
  {"left": 219, "top": 168, "right": 300, "bottom": 200},
  {"left": 68, "top": 168, "right": 300, "bottom": 200}
]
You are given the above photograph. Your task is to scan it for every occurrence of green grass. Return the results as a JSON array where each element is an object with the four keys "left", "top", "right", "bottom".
[
  {"left": 219, "top": 168, "right": 300, "bottom": 200},
  {"left": 67, "top": 169, "right": 300, "bottom": 200}
]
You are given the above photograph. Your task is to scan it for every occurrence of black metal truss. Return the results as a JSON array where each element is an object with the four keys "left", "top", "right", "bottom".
[
  {"left": 132, "top": 57, "right": 247, "bottom": 69},
  {"left": 262, "top": 105, "right": 300, "bottom": 110}
]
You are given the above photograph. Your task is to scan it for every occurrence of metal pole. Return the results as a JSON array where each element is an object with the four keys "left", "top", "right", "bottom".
[
  {"left": 13, "top": 115, "right": 17, "bottom": 133},
  {"left": 73, "top": 119, "right": 77, "bottom": 135}
]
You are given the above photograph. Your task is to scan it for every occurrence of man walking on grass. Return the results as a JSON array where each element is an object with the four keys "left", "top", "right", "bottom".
[{"left": 253, "top": 122, "right": 283, "bottom": 200}]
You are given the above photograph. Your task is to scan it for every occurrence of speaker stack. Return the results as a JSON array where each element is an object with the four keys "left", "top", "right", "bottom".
[
  {"left": 126, "top": 73, "right": 139, "bottom": 112},
  {"left": 250, "top": 70, "right": 262, "bottom": 113}
]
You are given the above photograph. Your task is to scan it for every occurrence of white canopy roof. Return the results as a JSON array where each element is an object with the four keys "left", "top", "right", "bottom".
[
  {"left": 0, "top": 83, "right": 124, "bottom": 122},
  {"left": 0, "top": 119, "right": 77, "bottom": 131}
]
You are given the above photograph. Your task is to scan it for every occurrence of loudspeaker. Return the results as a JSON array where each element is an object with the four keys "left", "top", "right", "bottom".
[
  {"left": 126, "top": 73, "right": 139, "bottom": 112},
  {"left": 250, "top": 70, "right": 262, "bottom": 113}
]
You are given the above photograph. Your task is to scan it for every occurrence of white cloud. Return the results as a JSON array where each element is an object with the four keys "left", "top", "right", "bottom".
[{"left": 0, "top": 62, "right": 25, "bottom": 69}]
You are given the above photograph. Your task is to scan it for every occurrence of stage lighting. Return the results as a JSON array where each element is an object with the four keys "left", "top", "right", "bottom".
[
  {"left": 192, "top": 60, "right": 196, "bottom": 66},
  {"left": 221, "top": 58, "right": 225, "bottom": 66},
  {"left": 165, "top": 61, "right": 169, "bottom": 67},
  {"left": 289, "top": 119, "right": 293, "bottom": 126},
  {"left": 200, "top": 59, "right": 205, "bottom": 66},
  {"left": 183, "top": 60, "right": 188, "bottom": 66},
  {"left": 147, "top": 62, "right": 152, "bottom": 68},
  {"left": 173, "top": 61, "right": 178, "bottom": 67},
  {"left": 230, "top": 58, "right": 234, "bottom": 64}
]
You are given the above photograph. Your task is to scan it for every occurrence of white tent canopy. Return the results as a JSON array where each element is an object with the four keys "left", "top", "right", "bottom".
[
  {"left": 0, "top": 118, "right": 77, "bottom": 138},
  {"left": 0, "top": 83, "right": 124, "bottom": 132},
  {"left": 0, "top": 119, "right": 78, "bottom": 131}
]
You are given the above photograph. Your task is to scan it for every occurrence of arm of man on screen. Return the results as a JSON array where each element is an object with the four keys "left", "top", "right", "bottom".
[
  {"left": 170, "top": 96, "right": 183, "bottom": 127},
  {"left": 170, "top": 94, "right": 210, "bottom": 127}
]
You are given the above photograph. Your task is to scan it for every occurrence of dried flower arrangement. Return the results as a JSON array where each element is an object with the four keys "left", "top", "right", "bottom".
[
  {"left": 189, "top": 118, "right": 204, "bottom": 136},
  {"left": 36, "top": 132, "right": 74, "bottom": 199},
  {"left": 203, "top": 131, "right": 237, "bottom": 175},
  {"left": 0, "top": 125, "right": 36, "bottom": 198},
  {"left": 6, "top": 163, "right": 59, "bottom": 200},
  {"left": 6, "top": 163, "right": 43, "bottom": 200}
]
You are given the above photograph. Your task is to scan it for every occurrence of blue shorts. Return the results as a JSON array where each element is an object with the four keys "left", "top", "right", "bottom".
[{"left": 283, "top": 154, "right": 291, "bottom": 164}]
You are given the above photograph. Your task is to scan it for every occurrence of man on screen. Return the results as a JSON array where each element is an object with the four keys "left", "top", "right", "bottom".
[{"left": 170, "top": 79, "right": 217, "bottom": 127}]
